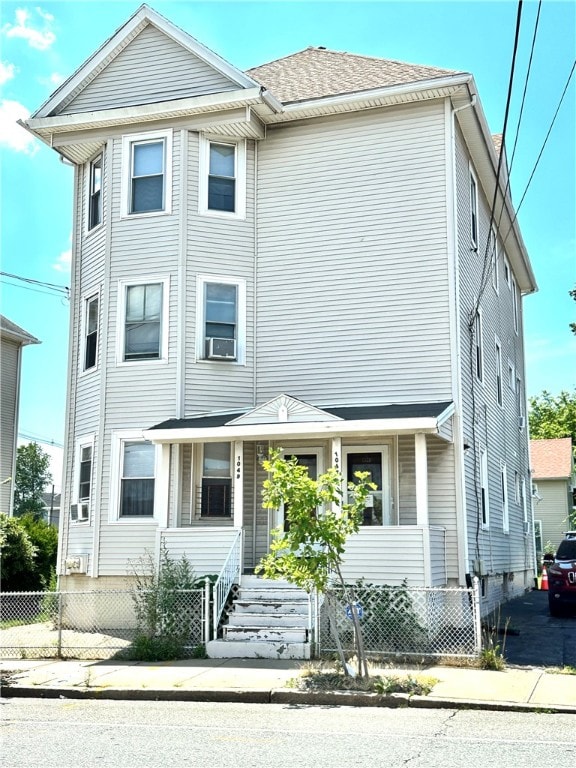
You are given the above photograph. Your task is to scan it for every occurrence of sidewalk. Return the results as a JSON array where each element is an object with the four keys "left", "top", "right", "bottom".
[{"left": 2, "top": 657, "right": 575, "bottom": 713}]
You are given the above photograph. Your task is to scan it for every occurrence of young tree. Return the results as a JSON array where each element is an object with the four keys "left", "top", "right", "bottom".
[
  {"left": 14, "top": 443, "right": 52, "bottom": 519},
  {"left": 528, "top": 389, "right": 576, "bottom": 444},
  {"left": 256, "top": 451, "right": 375, "bottom": 677}
]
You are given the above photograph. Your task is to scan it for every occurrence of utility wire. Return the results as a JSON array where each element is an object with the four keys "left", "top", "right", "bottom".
[
  {"left": 501, "top": 57, "right": 576, "bottom": 251},
  {"left": 19, "top": 432, "right": 64, "bottom": 449},
  {"left": 0, "top": 271, "right": 70, "bottom": 297}
]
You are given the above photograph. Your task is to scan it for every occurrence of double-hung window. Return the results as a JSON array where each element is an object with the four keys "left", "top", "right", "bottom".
[
  {"left": 495, "top": 337, "right": 503, "bottom": 407},
  {"left": 501, "top": 462, "right": 509, "bottom": 533},
  {"left": 490, "top": 227, "right": 499, "bottom": 292},
  {"left": 119, "top": 279, "right": 168, "bottom": 363},
  {"left": 120, "top": 441, "right": 155, "bottom": 517},
  {"left": 84, "top": 295, "right": 99, "bottom": 371},
  {"left": 201, "top": 443, "right": 232, "bottom": 518},
  {"left": 121, "top": 131, "right": 172, "bottom": 217},
  {"left": 199, "top": 136, "right": 245, "bottom": 218},
  {"left": 480, "top": 448, "right": 489, "bottom": 529},
  {"left": 196, "top": 276, "right": 245, "bottom": 363},
  {"left": 474, "top": 309, "right": 484, "bottom": 383},
  {"left": 511, "top": 277, "right": 519, "bottom": 333},
  {"left": 88, "top": 155, "right": 102, "bottom": 230},
  {"left": 79, "top": 445, "right": 92, "bottom": 503},
  {"left": 71, "top": 438, "right": 94, "bottom": 522}
]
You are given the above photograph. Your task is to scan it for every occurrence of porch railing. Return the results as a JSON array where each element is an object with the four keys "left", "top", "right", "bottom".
[{"left": 212, "top": 528, "right": 242, "bottom": 637}]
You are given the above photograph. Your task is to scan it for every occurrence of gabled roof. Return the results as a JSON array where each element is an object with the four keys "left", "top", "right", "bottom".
[
  {"left": 247, "top": 46, "right": 463, "bottom": 104},
  {"left": 0, "top": 315, "right": 40, "bottom": 346},
  {"left": 531, "top": 438, "right": 574, "bottom": 479},
  {"left": 32, "top": 3, "right": 259, "bottom": 119}
]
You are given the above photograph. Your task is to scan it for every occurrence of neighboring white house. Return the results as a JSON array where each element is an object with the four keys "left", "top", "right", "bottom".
[
  {"left": 531, "top": 438, "right": 575, "bottom": 556},
  {"left": 23, "top": 5, "right": 537, "bottom": 620},
  {"left": 0, "top": 316, "right": 40, "bottom": 516}
]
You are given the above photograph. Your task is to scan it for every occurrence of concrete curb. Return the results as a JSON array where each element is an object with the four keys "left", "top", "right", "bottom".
[{"left": 3, "top": 684, "right": 576, "bottom": 714}]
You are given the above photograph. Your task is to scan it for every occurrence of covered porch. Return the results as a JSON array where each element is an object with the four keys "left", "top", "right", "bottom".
[{"left": 144, "top": 395, "right": 458, "bottom": 589}]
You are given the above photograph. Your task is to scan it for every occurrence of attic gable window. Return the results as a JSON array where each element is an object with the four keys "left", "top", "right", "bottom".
[
  {"left": 199, "top": 136, "right": 246, "bottom": 219},
  {"left": 121, "top": 130, "right": 172, "bottom": 217}
]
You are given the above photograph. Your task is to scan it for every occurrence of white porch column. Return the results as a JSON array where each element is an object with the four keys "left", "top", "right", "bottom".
[
  {"left": 415, "top": 433, "right": 429, "bottom": 526},
  {"left": 157, "top": 443, "right": 171, "bottom": 529},
  {"left": 233, "top": 440, "right": 243, "bottom": 528}
]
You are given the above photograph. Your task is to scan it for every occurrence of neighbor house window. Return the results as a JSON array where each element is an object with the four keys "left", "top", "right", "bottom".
[
  {"left": 119, "top": 279, "right": 168, "bottom": 363},
  {"left": 501, "top": 462, "right": 509, "bottom": 533},
  {"left": 516, "top": 376, "right": 524, "bottom": 426},
  {"left": 490, "top": 227, "right": 499, "bottom": 291},
  {"left": 470, "top": 170, "right": 478, "bottom": 247},
  {"left": 88, "top": 155, "right": 102, "bottom": 229},
  {"left": 480, "top": 448, "right": 489, "bottom": 529},
  {"left": 199, "top": 136, "right": 245, "bottom": 217},
  {"left": 71, "top": 438, "right": 93, "bottom": 522},
  {"left": 84, "top": 295, "right": 99, "bottom": 371},
  {"left": 79, "top": 444, "right": 92, "bottom": 502},
  {"left": 495, "top": 338, "right": 503, "bottom": 407},
  {"left": 512, "top": 277, "right": 519, "bottom": 333},
  {"left": 201, "top": 443, "right": 231, "bottom": 518},
  {"left": 508, "top": 361, "right": 515, "bottom": 391},
  {"left": 474, "top": 309, "right": 484, "bottom": 382},
  {"left": 120, "top": 441, "right": 155, "bottom": 517},
  {"left": 196, "top": 276, "right": 245, "bottom": 363},
  {"left": 121, "top": 131, "right": 172, "bottom": 217}
]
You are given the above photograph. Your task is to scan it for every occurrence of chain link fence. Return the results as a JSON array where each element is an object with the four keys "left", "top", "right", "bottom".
[
  {"left": 319, "top": 581, "right": 481, "bottom": 659},
  {"left": 0, "top": 589, "right": 206, "bottom": 660}
]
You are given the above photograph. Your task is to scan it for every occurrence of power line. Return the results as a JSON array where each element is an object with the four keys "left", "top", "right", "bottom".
[
  {"left": 18, "top": 432, "right": 64, "bottom": 449},
  {"left": 0, "top": 271, "right": 70, "bottom": 298}
]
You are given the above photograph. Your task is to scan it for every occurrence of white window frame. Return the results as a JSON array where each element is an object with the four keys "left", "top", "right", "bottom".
[
  {"left": 480, "top": 447, "right": 489, "bottom": 530},
  {"left": 522, "top": 478, "right": 529, "bottom": 535},
  {"left": 474, "top": 308, "right": 484, "bottom": 384},
  {"left": 116, "top": 277, "right": 169, "bottom": 366},
  {"left": 120, "top": 130, "right": 172, "bottom": 218},
  {"left": 87, "top": 153, "right": 103, "bottom": 232},
  {"left": 516, "top": 375, "right": 524, "bottom": 427},
  {"left": 495, "top": 337, "right": 503, "bottom": 407},
  {"left": 81, "top": 291, "right": 100, "bottom": 374},
  {"left": 508, "top": 360, "right": 515, "bottom": 391},
  {"left": 501, "top": 462, "right": 509, "bottom": 533},
  {"left": 504, "top": 256, "right": 511, "bottom": 288},
  {"left": 515, "top": 470, "right": 521, "bottom": 504},
  {"left": 490, "top": 226, "right": 499, "bottom": 292},
  {"left": 342, "top": 444, "right": 394, "bottom": 527},
  {"left": 198, "top": 135, "right": 246, "bottom": 219},
  {"left": 273, "top": 447, "right": 325, "bottom": 532},
  {"left": 195, "top": 275, "right": 246, "bottom": 365},
  {"left": 469, "top": 167, "right": 479, "bottom": 249},
  {"left": 511, "top": 276, "right": 519, "bottom": 334},
  {"left": 72, "top": 435, "right": 95, "bottom": 522},
  {"left": 109, "top": 430, "right": 159, "bottom": 523}
]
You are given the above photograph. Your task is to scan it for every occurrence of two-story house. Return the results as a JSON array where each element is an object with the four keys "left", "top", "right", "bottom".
[{"left": 23, "top": 5, "right": 536, "bottom": 629}]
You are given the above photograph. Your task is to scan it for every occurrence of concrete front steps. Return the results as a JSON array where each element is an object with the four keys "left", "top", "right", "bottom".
[{"left": 206, "top": 576, "right": 311, "bottom": 659}]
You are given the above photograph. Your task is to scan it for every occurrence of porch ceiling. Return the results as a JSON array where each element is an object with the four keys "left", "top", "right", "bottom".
[{"left": 143, "top": 401, "right": 455, "bottom": 443}]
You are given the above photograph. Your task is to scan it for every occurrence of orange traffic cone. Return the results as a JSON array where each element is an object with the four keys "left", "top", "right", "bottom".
[{"left": 541, "top": 566, "right": 549, "bottom": 591}]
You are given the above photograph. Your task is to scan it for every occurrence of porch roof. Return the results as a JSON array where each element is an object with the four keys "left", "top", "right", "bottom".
[{"left": 144, "top": 400, "right": 454, "bottom": 443}]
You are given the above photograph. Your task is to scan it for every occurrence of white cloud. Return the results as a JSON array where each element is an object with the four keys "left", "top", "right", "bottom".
[
  {"left": 49, "top": 72, "right": 64, "bottom": 85},
  {"left": 3, "top": 8, "right": 56, "bottom": 51},
  {"left": 0, "top": 99, "right": 38, "bottom": 155},
  {"left": 52, "top": 248, "right": 71, "bottom": 273},
  {"left": 0, "top": 61, "right": 16, "bottom": 84}
]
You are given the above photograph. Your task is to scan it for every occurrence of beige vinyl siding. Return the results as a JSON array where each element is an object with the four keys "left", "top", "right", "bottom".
[
  {"left": 98, "top": 524, "right": 157, "bottom": 576},
  {"left": 398, "top": 435, "right": 416, "bottom": 524},
  {"left": 62, "top": 24, "right": 237, "bottom": 115},
  {"left": 455, "top": 126, "right": 532, "bottom": 578},
  {"left": 184, "top": 132, "right": 255, "bottom": 414},
  {"left": 341, "top": 528, "right": 426, "bottom": 586},
  {"left": 535, "top": 479, "right": 573, "bottom": 549},
  {"left": 427, "top": 436, "right": 458, "bottom": 579},
  {"left": 0, "top": 338, "right": 19, "bottom": 514},
  {"left": 160, "top": 527, "right": 239, "bottom": 576},
  {"left": 242, "top": 442, "right": 257, "bottom": 569},
  {"left": 255, "top": 102, "right": 452, "bottom": 405}
]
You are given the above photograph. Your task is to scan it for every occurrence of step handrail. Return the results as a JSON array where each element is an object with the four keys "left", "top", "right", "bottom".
[{"left": 212, "top": 528, "right": 242, "bottom": 638}]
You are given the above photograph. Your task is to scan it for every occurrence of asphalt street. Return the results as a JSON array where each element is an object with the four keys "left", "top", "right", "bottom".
[{"left": 2, "top": 698, "right": 575, "bottom": 768}]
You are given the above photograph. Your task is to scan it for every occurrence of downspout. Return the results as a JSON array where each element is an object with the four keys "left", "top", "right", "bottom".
[{"left": 448, "top": 91, "right": 476, "bottom": 584}]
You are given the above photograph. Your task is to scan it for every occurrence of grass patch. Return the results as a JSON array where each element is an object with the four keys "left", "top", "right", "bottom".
[
  {"left": 549, "top": 665, "right": 576, "bottom": 675},
  {"left": 290, "top": 661, "right": 437, "bottom": 696}
]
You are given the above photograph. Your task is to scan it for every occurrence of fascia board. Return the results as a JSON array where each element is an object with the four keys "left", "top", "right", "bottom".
[
  {"left": 33, "top": 5, "right": 258, "bottom": 119},
  {"left": 144, "top": 417, "right": 442, "bottom": 444},
  {"left": 23, "top": 88, "right": 264, "bottom": 137}
]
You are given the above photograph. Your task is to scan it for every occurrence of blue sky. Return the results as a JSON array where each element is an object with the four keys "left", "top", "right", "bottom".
[{"left": 1, "top": 0, "right": 575, "bottom": 450}]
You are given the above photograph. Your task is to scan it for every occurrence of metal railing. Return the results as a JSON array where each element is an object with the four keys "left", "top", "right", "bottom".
[
  {"left": 319, "top": 579, "right": 481, "bottom": 659},
  {"left": 212, "top": 528, "right": 242, "bottom": 636}
]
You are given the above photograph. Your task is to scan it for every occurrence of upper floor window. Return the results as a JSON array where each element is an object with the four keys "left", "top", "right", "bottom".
[
  {"left": 469, "top": 170, "right": 478, "bottom": 248},
  {"left": 480, "top": 448, "right": 489, "bottom": 529},
  {"left": 196, "top": 275, "right": 245, "bottom": 363},
  {"left": 88, "top": 155, "right": 102, "bottom": 230},
  {"left": 83, "top": 295, "right": 99, "bottom": 371},
  {"left": 495, "top": 337, "right": 503, "bottom": 407},
  {"left": 490, "top": 227, "right": 499, "bottom": 292},
  {"left": 71, "top": 437, "right": 94, "bottom": 522},
  {"left": 199, "top": 136, "right": 246, "bottom": 218},
  {"left": 474, "top": 309, "right": 484, "bottom": 383},
  {"left": 201, "top": 442, "right": 232, "bottom": 518},
  {"left": 120, "top": 440, "right": 155, "bottom": 518},
  {"left": 79, "top": 444, "right": 93, "bottom": 503},
  {"left": 121, "top": 130, "right": 172, "bottom": 217},
  {"left": 501, "top": 462, "right": 509, "bottom": 533},
  {"left": 511, "top": 277, "right": 519, "bottom": 333},
  {"left": 118, "top": 278, "right": 169, "bottom": 364}
]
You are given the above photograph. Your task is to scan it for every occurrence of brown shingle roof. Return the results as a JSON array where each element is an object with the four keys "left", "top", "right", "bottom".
[
  {"left": 531, "top": 438, "right": 574, "bottom": 479},
  {"left": 246, "top": 47, "right": 463, "bottom": 104}
]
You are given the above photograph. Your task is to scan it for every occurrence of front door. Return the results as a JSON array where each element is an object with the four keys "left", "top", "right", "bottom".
[
  {"left": 269, "top": 448, "right": 322, "bottom": 536},
  {"left": 343, "top": 446, "right": 393, "bottom": 526}
]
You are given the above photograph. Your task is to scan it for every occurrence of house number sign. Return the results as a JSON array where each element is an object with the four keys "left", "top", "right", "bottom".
[{"left": 236, "top": 455, "right": 242, "bottom": 480}]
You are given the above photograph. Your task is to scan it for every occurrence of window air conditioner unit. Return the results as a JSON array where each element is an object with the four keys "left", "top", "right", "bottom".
[
  {"left": 70, "top": 502, "right": 89, "bottom": 522},
  {"left": 65, "top": 555, "right": 88, "bottom": 573},
  {"left": 518, "top": 416, "right": 525, "bottom": 429},
  {"left": 208, "top": 337, "right": 236, "bottom": 360}
]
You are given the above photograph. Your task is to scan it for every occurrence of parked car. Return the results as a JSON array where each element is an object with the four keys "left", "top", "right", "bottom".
[{"left": 548, "top": 531, "right": 576, "bottom": 617}]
